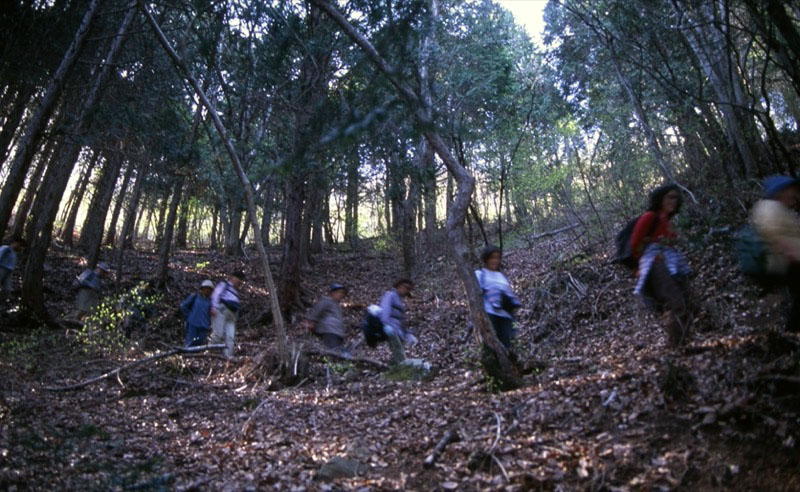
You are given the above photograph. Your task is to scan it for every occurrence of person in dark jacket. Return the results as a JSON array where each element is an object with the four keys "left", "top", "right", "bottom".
[
  {"left": 181, "top": 280, "right": 214, "bottom": 347},
  {"left": 629, "top": 184, "right": 692, "bottom": 346},
  {"left": 73, "top": 262, "right": 111, "bottom": 319},
  {"left": 0, "top": 237, "right": 25, "bottom": 304},
  {"left": 305, "top": 283, "right": 349, "bottom": 355},
  {"left": 379, "top": 278, "right": 416, "bottom": 364},
  {"left": 475, "top": 245, "right": 521, "bottom": 350}
]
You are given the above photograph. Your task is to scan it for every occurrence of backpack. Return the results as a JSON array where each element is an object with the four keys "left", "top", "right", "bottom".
[
  {"left": 361, "top": 304, "right": 387, "bottom": 348},
  {"left": 734, "top": 224, "right": 767, "bottom": 277},
  {"left": 613, "top": 214, "right": 659, "bottom": 269}
]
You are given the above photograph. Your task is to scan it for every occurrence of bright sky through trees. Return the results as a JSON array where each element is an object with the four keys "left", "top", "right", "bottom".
[{"left": 496, "top": 0, "right": 547, "bottom": 43}]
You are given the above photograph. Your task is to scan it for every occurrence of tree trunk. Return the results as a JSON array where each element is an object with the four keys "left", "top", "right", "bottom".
[
  {"left": 174, "top": 197, "right": 189, "bottom": 248},
  {"left": 59, "top": 149, "right": 100, "bottom": 246},
  {"left": 281, "top": 176, "right": 305, "bottom": 311},
  {"left": 156, "top": 175, "right": 185, "bottom": 286},
  {"left": 0, "top": 87, "right": 33, "bottom": 165},
  {"left": 344, "top": 155, "right": 359, "bottom": 247},
  {"left": 10, "top": 137, "right": 56, "bottom": 240},
  {"left": 210, "top": 204, "right": 219, "bottom": 250},
  {"left": 223, "top": 206, "right": 242, "bottom": 256},
  {"left": 314, "top": 0, "right": 520, "bottom": 389},
  {"left": 0, "top": 0, "right": 102, "bottom": 240},
  {"left": 115, "top": 159, "right": 148, "bottom": 285},
  {"left": 260, "top": 179, "right": 274, "bottom": 246},
  {"left": 104, "top": 161, "right": 135, "bottom": 246},
  {"left": 77, "top": 149, "right": 124, "bottom": 266},
  {"left": 140, "top": 0, "right": 289, "bottom": 360}
]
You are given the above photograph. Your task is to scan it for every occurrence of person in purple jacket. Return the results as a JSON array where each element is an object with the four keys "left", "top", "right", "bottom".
[
  {"left": 209, "top": 271, "right": 244, "bottom": 358},
  {"left": 181, "top": 280, "right": 214, "bottom": 347}
]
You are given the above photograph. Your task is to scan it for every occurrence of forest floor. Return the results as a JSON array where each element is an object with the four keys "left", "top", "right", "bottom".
[{"left": 2, "top": 229, "right": 800, "bottom": 491}]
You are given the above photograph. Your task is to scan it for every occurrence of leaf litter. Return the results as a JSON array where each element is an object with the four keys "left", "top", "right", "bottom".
[{"left": 1, "top": 232, "right": 800, "bottom": 490}]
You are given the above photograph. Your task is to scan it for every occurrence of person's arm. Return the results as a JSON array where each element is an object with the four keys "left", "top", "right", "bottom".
[
  {"left": 629, "top": 211, "right": 657, "bottom": 260},
  {"left": 180, "top": 294, "right": 195, "bottom": 318},
  {"left": 379, "top": 291, "right": 393, "bottom": 326},
  {"left": 211, "top": 283, "right": 224, "bottom": 311}
]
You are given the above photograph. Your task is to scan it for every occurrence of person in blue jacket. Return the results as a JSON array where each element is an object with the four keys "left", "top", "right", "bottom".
[{"left": 181, "top": 280, "right": 214, "bottom": 347}]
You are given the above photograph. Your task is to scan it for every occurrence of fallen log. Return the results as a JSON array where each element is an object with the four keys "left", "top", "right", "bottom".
[
  {"left": 423, "top": 430, "right": 459, "bottom": 468},
  {"left": 44, "top": 344, "right": 226, "bottom": 392},
  {"left": 528, "top": 223, "right": 580, "bottom": 242}
]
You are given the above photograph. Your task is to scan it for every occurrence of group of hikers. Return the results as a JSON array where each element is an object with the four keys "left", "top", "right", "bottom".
[{"left": 1, "top": 176, "right": 799, "bottom": 362}]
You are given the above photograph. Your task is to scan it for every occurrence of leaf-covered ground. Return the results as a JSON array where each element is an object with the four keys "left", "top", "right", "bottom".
[{"left": 2, "top": 231, "right": 800, "bottom": 490}]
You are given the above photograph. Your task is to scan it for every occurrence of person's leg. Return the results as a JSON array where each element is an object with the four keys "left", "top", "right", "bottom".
[
  {"left": 209, "top": 307, "right": 226, "bottom": 345},
  {"left": 320, "top": 333, "right": 344, "bottom": 350},
  {"left": 786, "top": 266, "right": 800, "bottom": 332},
  {"left": 646, "top": 261, "right": 689, "bottom": 346},
  {"left": 489, "top": 314, "right": 514, "bottom": 349},
  {"left": 223, "top": 310, "right": 236, "bottom": 358},
  {"left": 0, "top": 268, "right": 10, "bottom": 303},
  {"left": 383, "top": 325, "right": 406, "bottom": 364},
  {"left": 185, "top": 322, "right": 194, "bottom": 347}
]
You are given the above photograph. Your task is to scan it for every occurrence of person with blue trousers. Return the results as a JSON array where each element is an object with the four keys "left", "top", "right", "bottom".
[
  {"left": 379, "top": 278, "right": 416, "bottom": 364},
  {"left": 181, "top": 280, "right": 214, "bottom": 347},
  {"left": 0, "top": 237, "right": 25, "bottom": 304},
  {"left": 475, "top": 245, "right": 521, "bottom": 350},
  {"left": 209, "top": 271, "right": 244, "bottom": 358}
]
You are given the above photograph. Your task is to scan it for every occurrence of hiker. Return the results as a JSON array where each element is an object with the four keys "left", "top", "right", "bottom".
[
  {"left": 0, "top": 237, "right": 25, "bottom": 304},
  {"left": 304, "top": 283, "right": 350, "bottom": 355},
  {"left": 475, "top": 245, "right": 521, "bottom": 350},
  {"left": 379, "top": 278, "right": 416, "bottom": 364},
  {"left": 73, "top": 262, "right": 111, "bottom": 319},
  {"left": 209, "top": 271, "right": 244, "bottom": 358},
  {"left": 181, "top": 280, "right": 214, "bottom": 347},
  {"left": 630, "top": 184, "right": 692, "bottom": 347},
  {"left": 751, "top": 176, "right": 800, "bottom": 332}
]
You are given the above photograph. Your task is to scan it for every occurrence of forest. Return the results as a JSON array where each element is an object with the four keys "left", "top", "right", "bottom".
[{"left": 1, "top": 0, "right": 800, "bottom": 489}]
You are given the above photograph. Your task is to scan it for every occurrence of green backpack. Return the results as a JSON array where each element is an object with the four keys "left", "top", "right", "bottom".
[{"left": 734, "top": 224, "right": 767, "bottom": 277}]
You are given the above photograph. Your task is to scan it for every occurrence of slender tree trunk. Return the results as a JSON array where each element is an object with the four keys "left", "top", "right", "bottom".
[
  {"left": 140, "top": 0, "right": 289, "bottom": 359},
  {"left": 10, "top": 138, "right": 56, "bottom": 239},
  {"left": 156, "top": 175, "right": 185, "bottom": 286},
  {"left": 154, "top": 192, "right": 170, "bottom": 248},
  {"left": 315, "top": 0, "right": 520, "bottom": 388},
  {"left": 0, "top": 87, "right": 33, "bottom": 165},
  {"left": 0, "top": 0, "right": 102, "bottom": 240},
  {"left": 281, "top": 176, "right": 305, "bottom": 311},
  {"left": 115, "top": 160, "right": 148, "bottom": 285},
  {"left": 260, "top": 179, "right": 274, "bottom": 246},
  {"left": 77, "top": 149, "right": 124, "bottom": 266},
  {"left": 224, "top": 206, "right": 242, "bottom": 256},
  {"left": 210, "top": 204, "right": 218, "bottom": 250},
  {"left": 344, "top": 155, "right": 359, "bottom": 246},
  {"left": 105, "top": 161, "right": 135, "bottom": 246},
  {"left": 175, "top": 198, "right": 189, "bottom": 248},
  {"left": 59, "top": 149, "right": 100, "bottom": 245}
]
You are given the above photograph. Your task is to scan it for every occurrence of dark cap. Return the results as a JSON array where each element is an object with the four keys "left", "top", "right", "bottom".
[
  {"left": 231, "top": 271, "right": 246, "bottom": 280},
  {"left": 764, "top": 175, "right": 799, "bottom": 199},
  {"left": 329, "top": 282, "right": 347, "bottom": 293}
]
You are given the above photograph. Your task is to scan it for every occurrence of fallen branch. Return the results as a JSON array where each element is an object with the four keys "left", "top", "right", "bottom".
[
  {"left": 529, "top": 223, "right": 580, "bottom": 242},
  {"left": 423, "top": 430, "right": 459, "bottom": 468},
  {"left": 305, "top": 347, "right": 388, "bottom": 369},
  {"left": 44, "top": 344, "right": 226, "bottom": 392}
]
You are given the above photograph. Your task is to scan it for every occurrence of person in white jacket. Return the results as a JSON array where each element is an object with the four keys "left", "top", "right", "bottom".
[
  {"left": 209, "top": 271, "right": 244, "bottom": 358},
  {"left": 475, "top": 245, "right": 521, "bottom": 349}
]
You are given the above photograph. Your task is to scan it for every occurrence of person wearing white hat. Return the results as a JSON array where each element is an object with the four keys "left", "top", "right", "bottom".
[
  {"left": 181, "top": 280, "right": 214, "bottom": 347},
  {"left": 72, "top": 262, "right": 111, "bottom": 320}
]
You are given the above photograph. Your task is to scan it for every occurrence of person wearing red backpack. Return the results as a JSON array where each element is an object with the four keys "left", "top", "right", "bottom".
[{"left": 630, "top": 184, "right": 692, "bottom": 347}]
